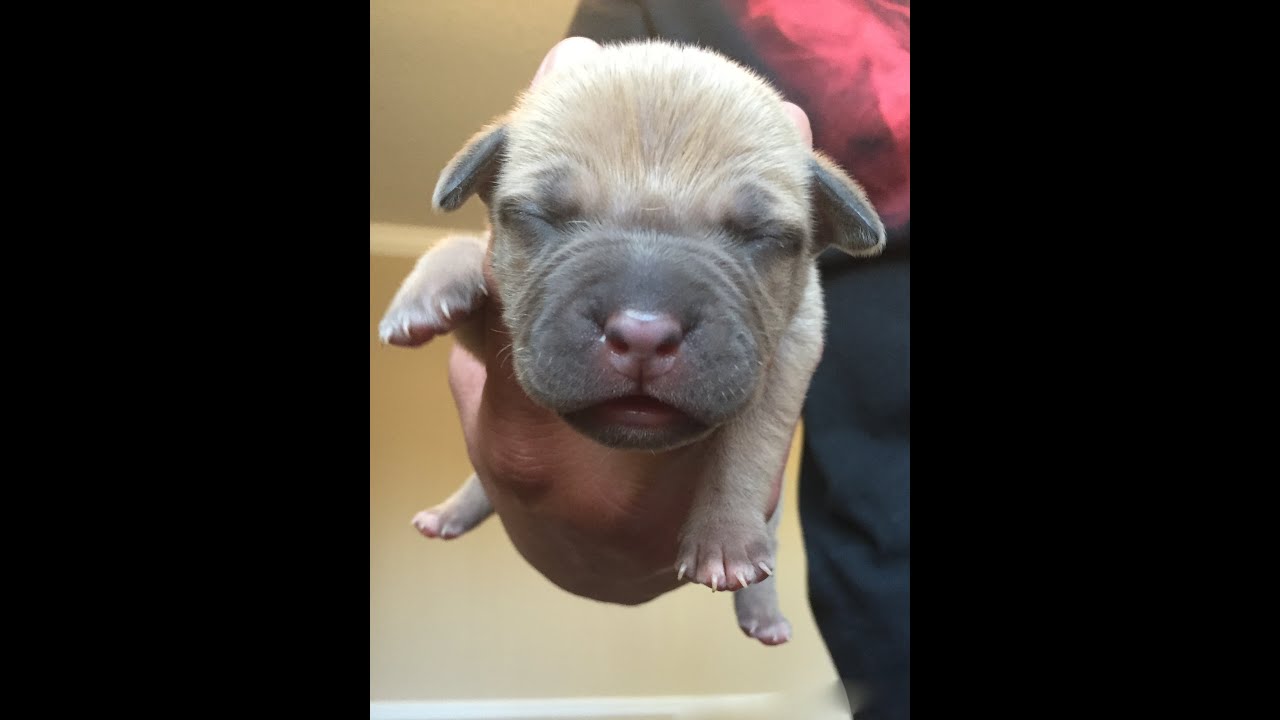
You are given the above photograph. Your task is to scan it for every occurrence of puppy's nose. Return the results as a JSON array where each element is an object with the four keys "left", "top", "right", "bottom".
[{"left": 604, "top": 310, "right": 683, "bottom": 381}]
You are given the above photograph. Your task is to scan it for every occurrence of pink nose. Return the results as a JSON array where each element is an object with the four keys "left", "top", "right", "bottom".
[{"left": 604, "top": 310, "right": 683, "bottom": 381}]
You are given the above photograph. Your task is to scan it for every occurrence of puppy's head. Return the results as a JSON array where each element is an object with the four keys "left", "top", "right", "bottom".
[{"left": 432, "top": 41, "right": 883, "bottom": 450}]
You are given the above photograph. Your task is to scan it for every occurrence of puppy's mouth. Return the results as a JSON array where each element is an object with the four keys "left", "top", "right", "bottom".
[
  {"left": 578, "top": 395, "right": 690, "bottom": 427},
  {"left": 563, "top": 394, "right": 709, "bottom": 450}
]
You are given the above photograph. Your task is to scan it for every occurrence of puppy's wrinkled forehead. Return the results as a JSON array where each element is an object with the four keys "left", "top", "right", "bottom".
[{"left": 499, "top": 43, "right": 811, "bottom": 230}]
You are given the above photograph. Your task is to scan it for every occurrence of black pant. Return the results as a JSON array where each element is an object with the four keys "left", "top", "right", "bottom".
[{"left": 801, "top": 255, "right": 910, "bottom": 720}]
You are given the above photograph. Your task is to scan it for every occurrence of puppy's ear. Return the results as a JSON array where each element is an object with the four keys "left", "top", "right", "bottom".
[
  {"left": 810, "top": 152, "right": 886, "bottom": 257},
  {"left": 431, "top": 121, "right": 508, "bottom": 212}
]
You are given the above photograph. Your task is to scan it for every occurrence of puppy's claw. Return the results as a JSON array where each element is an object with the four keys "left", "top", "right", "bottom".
[
  {"left": 677, "top": 563, "right": 687, "bottom": 582},
  {"left": 440, "top": 300, "right": 451, "bottom": 320},
  {"left": 757, "top": 561, "right": 773, "bottom": 577},
  {"left": 735, "top": 571, "right": 747, "bottom": 589}
]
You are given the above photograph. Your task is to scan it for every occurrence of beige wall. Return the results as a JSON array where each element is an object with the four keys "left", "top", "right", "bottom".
[
  {"left": 369, "top": 0, "right": 839, "bottom": 703},
  {"left": 371, "top": 0, "right": 587, "bottom": 231}
]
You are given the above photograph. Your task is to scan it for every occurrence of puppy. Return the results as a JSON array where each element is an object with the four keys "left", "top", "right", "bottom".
[{"left": 379, "top": 41, "right": 884, "bottom": 645}]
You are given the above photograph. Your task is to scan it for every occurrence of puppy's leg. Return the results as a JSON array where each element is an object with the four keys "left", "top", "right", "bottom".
[
  {"left": 411, "top": 473, "right": 493, "bottom": 540},
  {"left": 676, "top": 351, "right": 813, "bottom": 592},
  {"left": 382, "top": 234, "right": 494, "bottom": 539},
  {"left": 378, "top": 233, "right": 488, "bottom": 355},
  {"left": 734, "top": 502, "right": 791, "bottom": 645},
  {"left": 677, "top": 273, "right": 825, "bottom": 593}
]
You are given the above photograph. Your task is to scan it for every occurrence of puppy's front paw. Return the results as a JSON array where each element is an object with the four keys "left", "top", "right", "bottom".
[
  {"left": 379, "top": 235, "right": 487, "bottom": 347},
  {"left": 676, "top": 518, "right": 774, "bottom": 592},
  {"left": 380, "top": 292, "right": 478, "bottom": 347}
]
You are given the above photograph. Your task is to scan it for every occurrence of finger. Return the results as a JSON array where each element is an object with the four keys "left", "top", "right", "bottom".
[
  {"left": 532, "top": 36, "right": 603, "bottom": 87},
  {"left": 780, "top": 101, "right": 813, "bottom": 148}
]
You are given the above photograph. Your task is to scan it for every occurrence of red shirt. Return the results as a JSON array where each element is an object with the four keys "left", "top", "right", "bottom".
[{"left": 723, "top": 0, "right": 911, "bottom": 234}]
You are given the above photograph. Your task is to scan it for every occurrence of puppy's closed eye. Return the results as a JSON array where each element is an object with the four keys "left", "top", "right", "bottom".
[
  {"left": 498, "top": 199, "right": 547, "bottom": 225},
  {"left": 722, "top": 208, "right": 804, "bottom": 254},
  {"left": 721, "top": 186, "right": 804, "bottom": 253},
  {"left": 497, "top": 200, "right": 587, "bottom": 253},
  {"left": 723, "top": 219, "right": 805, "bottom": 254},
  {"left": 499, "top": 199, "right": 570, "bottom": 229}
]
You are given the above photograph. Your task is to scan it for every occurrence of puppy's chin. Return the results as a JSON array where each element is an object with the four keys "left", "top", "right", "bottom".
[{"left": 563, "top": 397, "right": 713, "bottom": 450}]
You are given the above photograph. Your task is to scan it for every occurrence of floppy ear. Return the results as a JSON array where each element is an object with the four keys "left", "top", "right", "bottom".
[
  {"left": 431, "top": 121, "right": 509, "bottom": 212},
  {"left": 810, "top": 151, "right": 886, "bottom": 257}
]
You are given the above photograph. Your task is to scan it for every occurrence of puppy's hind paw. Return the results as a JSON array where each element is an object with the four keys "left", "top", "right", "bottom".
[
  {"left": 411, "top": 507, "right": 479, "bottom": 540},
  {"left": 740, "top": 615, "right": 792, "bottom": 646},
  {"left": 410, "top": 474, "right": 493, "bottom": 540}
]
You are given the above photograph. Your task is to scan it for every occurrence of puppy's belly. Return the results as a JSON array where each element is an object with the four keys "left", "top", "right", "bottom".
[{"left": 476, "top": 438, "right": 785, "bottom": 606}]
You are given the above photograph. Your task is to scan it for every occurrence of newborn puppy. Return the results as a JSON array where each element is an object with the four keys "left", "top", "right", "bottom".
[{"left": 379, "top": 41, "right": 884, "bottom": 645}]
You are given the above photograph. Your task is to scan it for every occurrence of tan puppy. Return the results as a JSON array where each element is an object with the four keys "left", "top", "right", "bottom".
[{"left": 379, "top": 41, "right": 884, "bottom": 645}]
